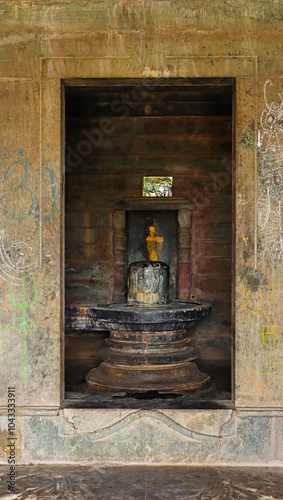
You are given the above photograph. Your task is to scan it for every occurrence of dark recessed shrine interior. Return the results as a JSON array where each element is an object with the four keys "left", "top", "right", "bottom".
[{"left": 64, "top": 78, "right": 234, "bottom": 409}]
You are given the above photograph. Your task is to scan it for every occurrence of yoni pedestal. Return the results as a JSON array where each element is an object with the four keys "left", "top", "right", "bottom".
[{"left": 85, "top": 261, "right": 211, "bottom": 394}]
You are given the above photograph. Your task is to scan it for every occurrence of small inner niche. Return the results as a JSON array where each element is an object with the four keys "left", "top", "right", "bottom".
[
  {"left": 64, "top": 78, "right": 234, "bottom": 409},
  {"left": 127, "top": 210, "right": 178, "bottom": 299}
]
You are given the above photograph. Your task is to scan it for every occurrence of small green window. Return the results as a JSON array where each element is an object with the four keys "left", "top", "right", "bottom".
[{"left": 143, "top": 176, "right": 173, "bottom": 197}]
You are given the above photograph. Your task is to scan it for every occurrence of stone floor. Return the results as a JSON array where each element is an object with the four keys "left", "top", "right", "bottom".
[{"left": 1, "top": 465, "right": 283, "bottom": 499}]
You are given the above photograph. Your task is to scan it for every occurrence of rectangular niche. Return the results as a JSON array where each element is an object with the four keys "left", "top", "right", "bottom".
[
  {"left": 64, "top": 78, "right": 234, "bottom": 409},
  {"left": 127, "top": 210, "right": 178, "bottom": 299}
]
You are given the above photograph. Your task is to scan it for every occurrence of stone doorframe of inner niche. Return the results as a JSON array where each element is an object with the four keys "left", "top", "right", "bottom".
[{"left": 113, "top": 198, "right": 196, "bottom": 302}]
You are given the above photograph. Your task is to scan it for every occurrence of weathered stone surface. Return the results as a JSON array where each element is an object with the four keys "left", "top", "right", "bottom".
[
  {"left": 0, "top": 409, "right": 280, "bottom": 465},
  {"left": 1, "top": 0, "right": 283, "bottom": 465}
]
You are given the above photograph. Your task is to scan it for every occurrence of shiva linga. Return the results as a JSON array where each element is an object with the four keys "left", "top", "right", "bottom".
[{"left": 85, "top": 223, "right": 211, "bottom": 394}]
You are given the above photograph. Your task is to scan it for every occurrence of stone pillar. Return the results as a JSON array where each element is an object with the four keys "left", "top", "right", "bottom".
[
  {"left": 178, "top": 209, "right": 192, "bottom": 300},
  {"left": 113, "top": 210, "right": 126, "bottom": 301}
]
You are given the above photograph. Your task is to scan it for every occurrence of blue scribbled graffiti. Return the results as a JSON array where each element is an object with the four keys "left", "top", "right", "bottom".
[
  {"left": 35, "top": 166, "right": 57, "bottom": 221},
  {"left": 0, "top": 159, "right": 57, "bottom": 222},
  {"left": 1, "top": 161, "right": 37, "bottom": 222}
]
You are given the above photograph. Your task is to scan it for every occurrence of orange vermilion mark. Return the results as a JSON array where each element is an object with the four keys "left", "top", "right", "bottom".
[{"left": 146, "top": 225, "right": 163, "bottom": 261}]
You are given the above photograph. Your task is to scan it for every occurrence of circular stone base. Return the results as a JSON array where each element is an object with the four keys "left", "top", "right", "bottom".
[
  {"left": 86, "top": 361, "right": 211, "bottom": 394},
  {"left": 83, "top": 300, "right": 211, "bottom": 394}
]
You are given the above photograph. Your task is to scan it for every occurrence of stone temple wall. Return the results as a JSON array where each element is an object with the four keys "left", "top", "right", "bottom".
[{"left": 1, "top": 0, "right": 283, "bottom": 465}]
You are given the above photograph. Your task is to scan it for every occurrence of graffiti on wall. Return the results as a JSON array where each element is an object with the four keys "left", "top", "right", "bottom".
[
  {"left": 0, "top": 230, "right": 38, "bottom": 387},
  {"left": 0, "top": 230, "right": 35, "bottom": 286},
  {"left": 0, "top": 277, "right": 9, "bottom": 314},
  {"left": 258, "top": 80, "right": 283, "bottom": 260},
  {"left": 0, "top": 148, "right": 57, "bottom": 388},
  {"left": 0, "top": 150, "right": 57, "bottom": 222},
  {"left": 8, "top": 275, "right": 37, "bottom": 388},
  {"left": 241, "top": 283, "right": 283, "bottom": 393}
]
